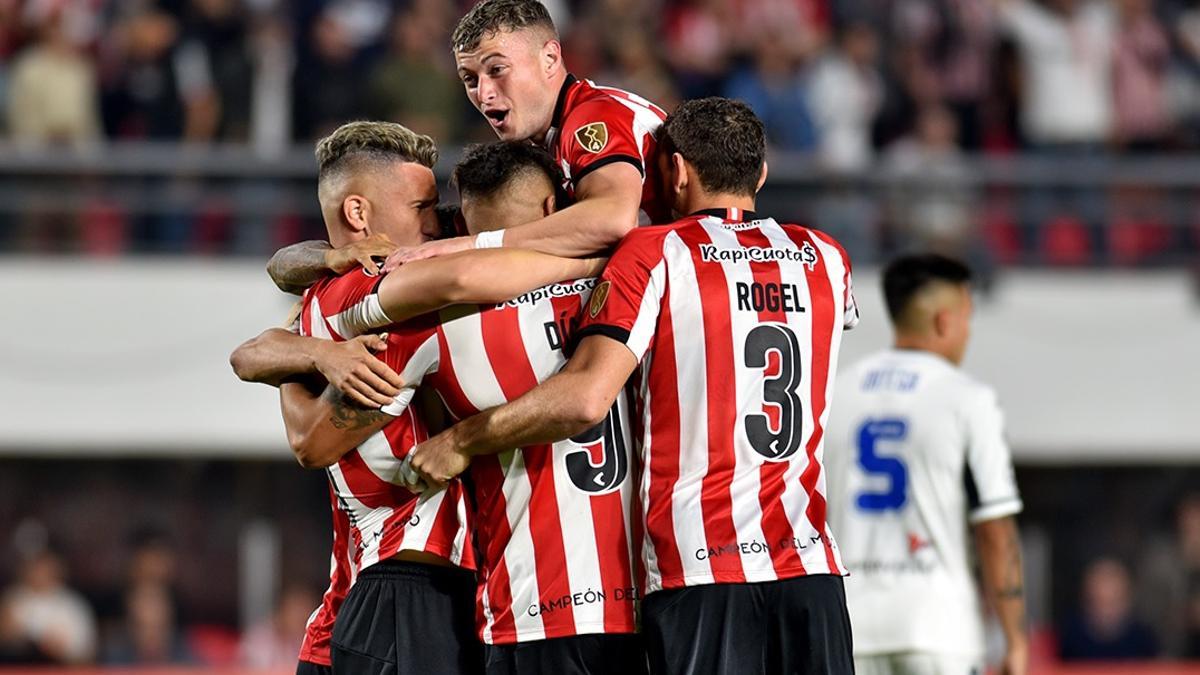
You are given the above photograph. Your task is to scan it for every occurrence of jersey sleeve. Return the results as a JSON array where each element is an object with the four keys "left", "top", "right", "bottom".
[
  {"left": 963, "top": 386, "right": 1023, "bottom": 524},
  {"left": 575, "top": 229, "right": 668, "bottom": 363},
  {"left": 378, "top": 320, "right": 441, "bottom": 417},
  {"left": 810, "top": 229, "right": 859, "bottom": 330},
  {"left": 310, "top": 269, "right": 391, "bottom": 340},
  {"left": 560, "top": 99, "right": 648, "bottom": 189}
]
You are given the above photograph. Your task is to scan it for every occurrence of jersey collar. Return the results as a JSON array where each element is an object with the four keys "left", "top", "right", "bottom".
[
  {"left": 691, "top": 207, "right": 758, "bottom": 222},
  {"left": 548, "top": 73, "right": 579, "bottom": 137}
]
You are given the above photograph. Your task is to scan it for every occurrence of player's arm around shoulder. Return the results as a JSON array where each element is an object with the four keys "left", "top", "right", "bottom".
[
  {"left": 409, "top": 334, "right": 638, "bottom": 489},
  {"left": 281, "top": 382, "right": 395, "bottom": 469},
  {"left": 371, "top": 249, "right": 607, "bottom": 326},
  {"left": 486, "top": 160, "right": 644, "bottom": 258},
  {"left": 266, "top": 234, "right": 398, "bottom": 294}
]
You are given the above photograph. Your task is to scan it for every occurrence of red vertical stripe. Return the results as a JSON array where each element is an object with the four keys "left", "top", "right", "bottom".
[
  {"left": 470, "top": 455, "right": 518, "bottom": 641},
  {"left": 643, "top": 284, "right": 687, "bottom": 586},
  {"left": 430, "top": 327, "right": 480, "bottom": 420},
  {"left": 299, "top": 482, "right": 354, "bottom": 666},
  {"left": 681, "top": 225, "right": 746, "bottom": 584},
  {"left": 783, "top": 227, "right": 841, "bottom": 574},
  {"left": 480, "top": 308, "right": 577, "bottom": 637},
  {"left": 734, "top": 227, "right": 807, "bottom": 577}
]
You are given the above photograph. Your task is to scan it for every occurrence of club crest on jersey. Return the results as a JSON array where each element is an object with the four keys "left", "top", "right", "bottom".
[
  {"left": 575, "top": 122, "right": 609, "bottom": 154},
  {"left": 588, "top": 280, "right": 611, "bottom": 318}
]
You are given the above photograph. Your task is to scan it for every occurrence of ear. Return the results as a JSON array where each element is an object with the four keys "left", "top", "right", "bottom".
[
  {"left": 931, "top": 307, "right": 951, "bottom": 339},
  {"left": 342, "top": 195, "right": 369, "bottom": 234},
  {"left": 542, "top": 38, "right": 562, "bottom": 78},
  {"left": 542, "top": 193, "right": 557, "bottom": 217},
  {"left": 671, "top": 152, "right": 688, "bottom": 196},
  {"left": 756, "top": 161, "right": 769, "bottom": 193}
]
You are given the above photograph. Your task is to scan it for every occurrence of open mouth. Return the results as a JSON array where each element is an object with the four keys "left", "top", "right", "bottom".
[{"left": 484, "top": 109, "right": 509, "bottom": 126}]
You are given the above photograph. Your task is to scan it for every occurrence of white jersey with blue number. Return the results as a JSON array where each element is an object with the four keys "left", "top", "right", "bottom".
[{"left": 825, "top": 349, "right": 1022, "bottom": 659}]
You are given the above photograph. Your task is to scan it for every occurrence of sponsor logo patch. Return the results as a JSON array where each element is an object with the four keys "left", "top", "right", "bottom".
[
  {"left": 698, "top": 242, "right": 819, "bottom": 270},
  {"left": 588, "top": 280, "right": 611, "bottom": 318},
  {"left": 575, "top": 122, "right": 609, "bottom": 154}
]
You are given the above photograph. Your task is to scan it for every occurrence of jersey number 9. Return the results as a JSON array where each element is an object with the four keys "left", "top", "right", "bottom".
[{"left": 566, "top": 403, "right": 629, "bottom": 494}]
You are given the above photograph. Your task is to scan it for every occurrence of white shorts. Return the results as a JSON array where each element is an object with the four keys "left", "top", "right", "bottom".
[{"left": 854, "top": 653, "right": 983, "bottom": 675}]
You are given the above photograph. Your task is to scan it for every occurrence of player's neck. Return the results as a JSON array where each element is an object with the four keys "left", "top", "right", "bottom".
[
  {"left": 892, "top": 336, "right": 957, "bottom": 366},
  {"left": 683, "top": 193, "right": 756, "bottom": 218}
]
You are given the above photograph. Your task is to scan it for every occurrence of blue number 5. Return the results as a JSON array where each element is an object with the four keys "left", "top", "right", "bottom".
[{"left": 856, "top": 418, "right": 908, "bottom": 512}]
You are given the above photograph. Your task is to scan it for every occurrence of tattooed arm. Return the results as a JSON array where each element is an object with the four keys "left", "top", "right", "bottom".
[
  {"left": 267, "top": 234, "right": 399, "bottom": 294},
  {"left": 975, "top": 516, "right": 1028, "bottom": 675},
  {"left": 280, "top": 381, "right": 393, "bottom": 468}
]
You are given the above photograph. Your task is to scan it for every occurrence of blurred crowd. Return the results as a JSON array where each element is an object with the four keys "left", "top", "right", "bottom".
[
  {"left": 1, "top": 0, "right": 1200, "bottom": 154},
  {"left": 0, "top": 521, "right": 318, "bottom": 668},
  {"left": 0, "top": 0, "right": 1199, "bottom": 265},
  {"left": 5, "top": 487, "right": 1200, "bottom": 667}
]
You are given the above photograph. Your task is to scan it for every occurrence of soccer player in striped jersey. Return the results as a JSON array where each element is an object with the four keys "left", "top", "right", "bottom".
[
  {"left": 824, "top": 254, "right": 1028, "bottom": 675},
  {"left": 230, "top": 123, "right": 603, "bottom": 675},
  {"left": 278, "top": 141, "right": 647, "bottom": 675},
  {"left": 407, "top": 98, "right": 857, "bottom": 675},
  {"left": 388, "top": 0, "right": 669, "bottom": 266}
]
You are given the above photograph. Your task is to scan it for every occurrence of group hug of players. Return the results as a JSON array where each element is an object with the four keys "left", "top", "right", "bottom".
[{"left": 231, "top": 1, "right": 1029, "bottom": 674}]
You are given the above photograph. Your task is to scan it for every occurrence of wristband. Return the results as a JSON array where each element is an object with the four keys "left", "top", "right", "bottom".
[{"left": 474, "top": 230, "right": 505, "bottom": 249}]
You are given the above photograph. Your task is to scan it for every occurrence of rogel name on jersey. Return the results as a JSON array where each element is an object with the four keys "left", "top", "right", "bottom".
[{"left": 736, "top": 281, "right": 807, "bottom": 314}]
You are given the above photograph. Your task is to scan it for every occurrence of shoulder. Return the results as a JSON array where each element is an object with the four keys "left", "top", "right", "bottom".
[
  {"left": 945, "top": 369, "right": 1000, "bottom": 415},
  {"left": 562, "top": 83, "right": 664, "bottom": 136}
]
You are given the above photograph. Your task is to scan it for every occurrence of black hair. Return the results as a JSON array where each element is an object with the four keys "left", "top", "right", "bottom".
[
  {"left": 657, "top": 97, "right": 766, "bottom": 197},
  {"left": 882, "top": 253, "right": 973, "bottom": 324},
  {"left": 451, "top": 141, "right": 565, "bottom": 206}
]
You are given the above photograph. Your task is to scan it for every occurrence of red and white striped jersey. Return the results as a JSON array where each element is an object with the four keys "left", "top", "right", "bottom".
[
  {"left": 576, "top": 209, "right": 859, "bottom": 595},
  {"left": 546, "top": 75, "right": 669, "bottom": 223},
  {"left": 298, "top": 484, "right": 351, "bottom": 666},
  {"left": 377, "top": 279, "right": 638, "bottom": 645},
  {"left": 296, "top": 270, "right": 475, "bottom": 665}
]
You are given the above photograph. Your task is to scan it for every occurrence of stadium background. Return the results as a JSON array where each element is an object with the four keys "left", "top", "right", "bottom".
[{"left": 0, "top": 0, "right": 1198, "bottom": 672}]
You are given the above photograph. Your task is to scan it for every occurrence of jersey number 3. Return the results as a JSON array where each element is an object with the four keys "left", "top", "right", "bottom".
[
  {"left": 744, "top": 324, "right": 804, "bottom": 461},
  {"left": 856, "top": 418, "right": 908, "bottom": 512}
]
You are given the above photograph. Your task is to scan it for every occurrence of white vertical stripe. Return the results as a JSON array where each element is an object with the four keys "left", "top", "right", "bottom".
[
  {"left": 637, "top": 360, "right": 662, "bottom": 592},
  {"left": 500, "top": 451, "right": 546, "bottom": 642},
  {"left": 663, "top": 232, "right": 712, "bottom": 583},
  {"left": 438, "top": 309, "right": 509, "bottom": 413},
  {"left": 325, "top": 460, "right": 391, "bottom": 570},
  {"left": 626, "top": 259, "right": 667, "bottom": 361}
]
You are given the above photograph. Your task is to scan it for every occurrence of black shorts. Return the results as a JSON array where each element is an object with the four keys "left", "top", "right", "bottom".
[
  {"left": 484, "top": 633, "right": 649, "bottom": 675},
  {"left": 330, "top": 559, "right": 483, "bottom": 675},
  {"left": 296, "top": 660, "right": 332, "bottom": 675},
  {"left": 642, "top": 574, "right": 853, "bottom": 675}
]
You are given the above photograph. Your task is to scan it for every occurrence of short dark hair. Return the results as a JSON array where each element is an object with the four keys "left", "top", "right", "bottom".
[
  {"left": 883, "top": 253, "right": 972, "bottom": 325},
  {"left": 452, "top": 0, "right": 557, "bottom": 53},
  {"left": 658, "top": 97, "right": 766, "bottom": 197},
  {"left": 315, "top": 120, "right": 437, "bottom": 184},
  {"left": 451, "top": 141, "right": 564, "bottom": 204}
]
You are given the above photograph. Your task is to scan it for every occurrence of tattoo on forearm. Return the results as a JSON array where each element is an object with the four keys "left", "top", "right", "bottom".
[
  {"left": 998, "top": 525, "right": 1025, "bottom": 601},
  {"left": 324, "top": 388, "right": 387, "bottom": 430},
  {"left": 269, "top": 241, "right": 332, "bottom": 293}
]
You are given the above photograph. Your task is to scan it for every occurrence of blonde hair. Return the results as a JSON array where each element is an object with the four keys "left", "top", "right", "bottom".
[
  {"left": 452, "top": 0, "right": 557, "bottom": 53},
  {"left": 315, "top": 121, "right": 438, "bottom": 182}
]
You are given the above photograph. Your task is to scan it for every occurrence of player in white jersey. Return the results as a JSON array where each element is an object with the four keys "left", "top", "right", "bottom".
[{"left": 824, "top": 254, "right": 1027, "bottom": 675}]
